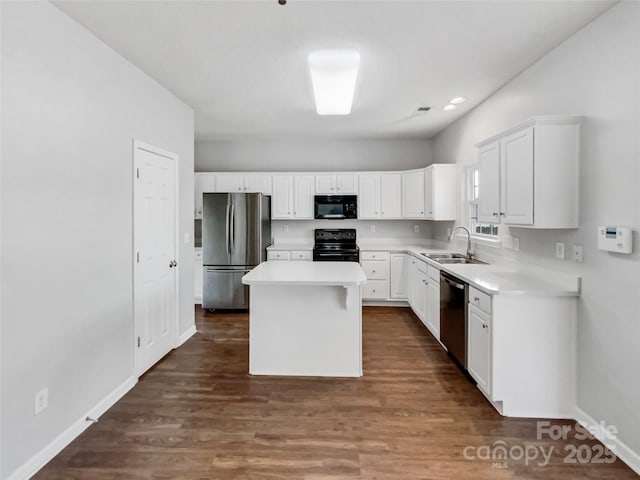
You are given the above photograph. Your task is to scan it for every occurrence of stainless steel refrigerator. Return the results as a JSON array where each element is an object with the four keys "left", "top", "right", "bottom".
[{"left": 202, "top": 193, "right": 271, "bottom": 310}]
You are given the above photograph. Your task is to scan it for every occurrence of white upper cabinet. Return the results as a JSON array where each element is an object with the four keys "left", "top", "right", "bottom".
[
  {"left": 194, "top": 173, "right": 216, "bottom": 219},
  {"left": 315, "top": 174, "right": 358, "bottom": 194},
  {"left": 500, "top": 127, "right": 534, "bottom": 225},
  {"left": 271, "top": 175, "right": 314, "bottom": 220},
  {"left": 358, "top": 172, "right": 402, "bottom": 219},
  {"left": 358, "top": 174, "right": 380, "bottom": 219},
  {"left": 476, "top": 116, "right": 581, "bottom": 229},
  {"left": 477, "top": 143, "right": 502, "bottom": 223},
  {"left": 424, "top": 164, "right": 457, "bottom": 221},
  {"left": 244, "top": 174, "right": 272, "bottom": 194},
  {"left": 380, "top": 173, "right": 402, "bottom": 219},
  {"left": 215, "top": 174, "right": 272, "bottom": 194},
  {"left": 272, "top": 175, "right": 293, "bottom": 219},
  {"left": 215, "top": 174, "right": 244, "bottom": 192},
  {"left": 401, "top": 170, "right": 425, "bottom": 218},
  {"left": 293, "top": 175, "right": 315, "bottom": 219}
]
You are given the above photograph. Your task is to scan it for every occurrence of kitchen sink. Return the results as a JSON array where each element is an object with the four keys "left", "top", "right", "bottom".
[
  {"left": 420, "top": 252, "right": 487, "bottom": 265},
  {"left": 436, "top": 258, "right": 488, "bottom": 265},
  {"left": 420, "top": 253, "right": 466, "bottom": 260}
]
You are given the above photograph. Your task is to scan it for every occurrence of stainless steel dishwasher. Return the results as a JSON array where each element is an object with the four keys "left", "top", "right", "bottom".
[{"left": 440, "top": 271, "right": 468, "bottom": 369}]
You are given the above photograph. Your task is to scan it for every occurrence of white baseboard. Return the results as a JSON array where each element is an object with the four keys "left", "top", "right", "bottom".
[
  {"left": 176, "top": 325, "right": 197, "bottom": 347},
  {"left": 574, "top": 407, "right": 640, "bottom": 476},
  {"left": 7, "top": 376, "right": 137, "bottom": 480}
]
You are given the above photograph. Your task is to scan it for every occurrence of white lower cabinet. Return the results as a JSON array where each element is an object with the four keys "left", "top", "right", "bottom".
[
  {"left": 425, "top": 266, "right": 440, "bottom": 339},
  {"left": 415, "top": 269, "right": 428, "bottom": 323},
  {"left": 267, "top": 250, "right": 291, "bottom": 261},
  {"left": 465, "top": 289, "right": 577, "bottom": 418},
  {"left": 194, "top": 249, "right": 203, "bottom": 304},
  {"left": 267, "top": 249, "right": 312, "bottom": 261},
  {"left": 407, "top": 257, "right": 418, "bottom": 307},
  {"left": 389, "top": 254, "right": 408, "bottom": 299},
  {"left": 361, "top": 251, "right": 390, "bottom": 300},
  {"left": 468, "top": 304, "right": 491, "bottom": 394}
]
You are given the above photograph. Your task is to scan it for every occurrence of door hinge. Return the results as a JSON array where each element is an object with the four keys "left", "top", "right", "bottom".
[
  {"left": 136, "top": 251, "right": 140, "bottom": 263},
  {"left": 136, "top": 167, "right": 140, "bottom": 179},
  {"left": 137, "top": 336, "right": 141, "bottom": 348}
]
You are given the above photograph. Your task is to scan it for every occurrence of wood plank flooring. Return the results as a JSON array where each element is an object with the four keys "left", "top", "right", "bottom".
[{"left": 35, "top": 306, "right": 638, "bottom": 479}]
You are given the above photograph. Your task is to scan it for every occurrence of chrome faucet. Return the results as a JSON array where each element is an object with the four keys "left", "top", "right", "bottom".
[{"left": 449, "top": 226, "right": 474, "bottom": 259}]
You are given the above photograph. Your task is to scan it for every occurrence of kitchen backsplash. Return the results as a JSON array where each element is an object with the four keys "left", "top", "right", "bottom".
[{"left": 271, "top": 219, "right": 433, "bottom": 243}]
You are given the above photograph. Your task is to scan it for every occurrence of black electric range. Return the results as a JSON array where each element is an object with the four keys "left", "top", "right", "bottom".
[{"left": 312, "top": 229, "right": 359, "bottom": 262}]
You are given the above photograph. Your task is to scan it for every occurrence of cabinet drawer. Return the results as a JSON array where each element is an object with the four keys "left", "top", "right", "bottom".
[
  {"left": 267, "top": 250, "right": 290, "bottom": 261},
  {"left": 416, "top": 259, "right": 428, "bottom": 274},
  {"left": 469, "top": 286, "right": 491, "bottom": 314},
  {"left": 361, "top": 260, "right": 389, "bottom": 280},
  {"left": 362, "top": 280, "right": 389, "bottom": 299},
  {"left": 290, "top": 250, "right": 312, "bottom": 261},
  {"left": 427, "top": 265, "right": 440, "bottom": 283},
  {"left": 360, "top": 251, "right": 389, "bottom": 261}
]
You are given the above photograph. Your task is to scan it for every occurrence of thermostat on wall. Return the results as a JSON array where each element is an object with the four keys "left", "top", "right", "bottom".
[{"left": 597, "top": 226, "right": 632, "bottom": 254}]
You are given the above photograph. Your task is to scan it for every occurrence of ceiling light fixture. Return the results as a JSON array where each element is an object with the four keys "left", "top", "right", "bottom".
[
  {"left": 450, "top": 97, "right": 466, "bottom": 105},
  {"left": 308, "top": 50, "right": 360, "bottom": 115},
  {"left": 442, "top": 104, "right": 457, "bottom": 111}
]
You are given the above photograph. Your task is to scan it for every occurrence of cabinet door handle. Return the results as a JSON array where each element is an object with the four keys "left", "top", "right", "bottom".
[
  {"left": 474, "top": 296, "right": 480, "bottom": 301},
  {"left": 482, "top": 323, "right": 488, "bottom": 329},
  {"left": 500, "top": 212, "right": 505, "bottom": 216},
  {"left": 421, "top": 211, "right": 424, "bottom": 214},
  {"left": 492, "top": 212, "right": 498, "bottom": 216}
]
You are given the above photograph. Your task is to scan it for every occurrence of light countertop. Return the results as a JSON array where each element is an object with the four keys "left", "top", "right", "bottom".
[
  {"left": 401, "top": 247, "right": 580, "bottom": 297},
  {"left": 263, "top": 240, "right": 580, "bottom": 297},
  {"left": 267, "top": 242, "right": 314, "bottom": 251},
  {"left": 243, "top": 261, "right": 367, "bottom": 287}
]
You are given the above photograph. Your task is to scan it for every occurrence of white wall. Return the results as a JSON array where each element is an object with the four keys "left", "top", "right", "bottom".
[
  {"left": 432, "top": 1, "right": 640, "bottom": 460},
  {"left": 196, "top": 138, "right": 433, "bottom": 172},
  {"left": 0, "top": 2, "right": 194, "bottom": 478}
]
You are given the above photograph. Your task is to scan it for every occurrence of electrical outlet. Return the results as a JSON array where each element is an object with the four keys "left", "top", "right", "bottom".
[
  {"left": 446, "top": 228, "right": 452, "bottom": 238},
  {"left": 183, "top": 232, "right": 190, "bottom": 244},
  {"left": 370, "top": 224, "right": 376, "bottom": 233},
  {"left": 573, "top": 244, "right": 584, "bottom": 263},
  {"left": 556, "top": 242, "right": 566, "bottom": 259},
  {"left": 35, "top": 388, "right": 48, "bottom": 415},
  {"left": 414, "top": 224, "right": 420, "bottom": 233},
  {"left": 283, "top": 224, "right": 289, "bottom": 233},
  {"left": 513, "top": 237, "right": 520, "bottom": 251}
]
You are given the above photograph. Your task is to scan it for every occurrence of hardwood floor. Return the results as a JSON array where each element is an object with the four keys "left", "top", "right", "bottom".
[{"left": 35, "top": 306, "right": 637, "bottom": 479}]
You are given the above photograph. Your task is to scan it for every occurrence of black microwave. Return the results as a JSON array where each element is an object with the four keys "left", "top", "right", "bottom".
[{"left": 314, "top": 195, "right": 357, "bottom": 219}]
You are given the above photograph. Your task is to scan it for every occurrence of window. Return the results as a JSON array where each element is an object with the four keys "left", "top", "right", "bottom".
[{"left": 467, "top": 166, "right": 499, "bottom": 238}]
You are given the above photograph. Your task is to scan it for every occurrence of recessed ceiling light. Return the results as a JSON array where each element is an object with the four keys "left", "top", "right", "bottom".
[
  {"left": 450, "top": 97, "right": 466, "bottom": 105},
  {"left": 308, "top": 50, "right": 360, "bottom": 116},
  {"left": 442, "top": 104, "right": 457, "bottom": 111}
]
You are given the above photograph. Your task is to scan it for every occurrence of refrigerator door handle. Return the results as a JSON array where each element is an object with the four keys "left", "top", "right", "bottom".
[
  {"left": 225, "top": 201, "right": 231, "bottom": 256},
  {"left": 230, "top": 203, "right": 235, "bottom": 254}
]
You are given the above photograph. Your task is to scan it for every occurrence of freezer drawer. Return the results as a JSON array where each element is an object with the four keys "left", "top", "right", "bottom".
[{"left": 203, "top": 267, "right": 251, "bottom": 310}]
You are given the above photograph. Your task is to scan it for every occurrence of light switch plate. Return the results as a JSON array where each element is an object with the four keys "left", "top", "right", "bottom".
[
  {"left": 183, "top": 232, "right": 190, "bottom": 244},
  {"left": 370, "top": 225, "right": 376, "bottom": 233},
  {"left": 414, "top": 224, "right": 420, "bottom": 233},
  {"left": 513, "top": 237, "right": 520, "bottom": 251},
  {"left": 556, "top": 242, "right": 566, "bottom": 259}
]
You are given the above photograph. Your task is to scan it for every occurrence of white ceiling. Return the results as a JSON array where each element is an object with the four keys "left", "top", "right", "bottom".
[{"left": 54, "top": 0, "right": 615, "bottom": 142}]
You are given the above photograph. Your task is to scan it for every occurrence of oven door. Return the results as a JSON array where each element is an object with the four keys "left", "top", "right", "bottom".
[{"left": 312, "top": 251, "right": 360, "bottom": 262}]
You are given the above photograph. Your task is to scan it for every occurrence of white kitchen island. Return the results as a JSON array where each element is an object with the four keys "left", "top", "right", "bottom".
[{"left": 242, "top": 261, "right": 367, "bottom": 377}]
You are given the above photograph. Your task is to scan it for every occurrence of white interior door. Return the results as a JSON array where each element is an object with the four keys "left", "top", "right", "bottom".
[{"left": 133, "top": 140, "right": 178, "bottom": 377}]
